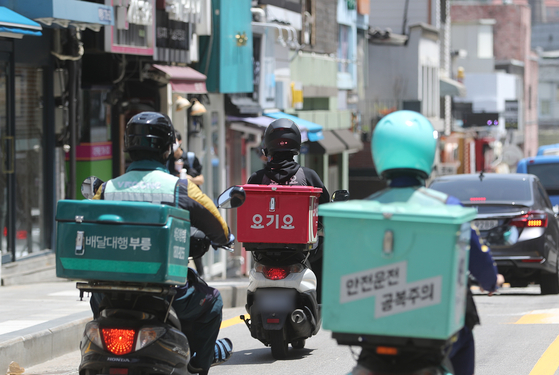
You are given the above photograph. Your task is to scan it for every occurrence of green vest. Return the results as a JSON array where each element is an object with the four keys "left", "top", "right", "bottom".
[
  {"left": 368, "top": 186, "right": 449, "bottom": 206},
  {"left": 104, "top": 169, "right": 180, "bottom": 206}
]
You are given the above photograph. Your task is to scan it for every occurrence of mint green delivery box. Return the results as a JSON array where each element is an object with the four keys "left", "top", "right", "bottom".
[
  {"left": 56, "top": 200, "right": 190, "bottom": 285},
  {"left": 319, "top": 200, "right": 476, "bottom": 340}
]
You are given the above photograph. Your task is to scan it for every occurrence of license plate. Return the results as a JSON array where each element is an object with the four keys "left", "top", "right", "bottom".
[{"left": 473, "top": 220, "right": 499, "bottom": 231}]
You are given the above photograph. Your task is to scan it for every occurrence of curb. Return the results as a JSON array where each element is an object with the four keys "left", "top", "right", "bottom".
[
  {"left": 0, "top": 284, "right": 248, "bottom": 371},
  {"left": 0, "top": 316, "right": 90, "bottom": 372}
]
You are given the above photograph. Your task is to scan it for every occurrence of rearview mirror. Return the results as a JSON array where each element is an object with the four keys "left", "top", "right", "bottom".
[
  {"left": 81, "top": 176, "right": 104, "bottom": 200},
  {"left": 331, "top": 189, "right": 350, "bottom": 202},
  {"left": 217, "top": 186, "right": 246, "bottom": 209}
]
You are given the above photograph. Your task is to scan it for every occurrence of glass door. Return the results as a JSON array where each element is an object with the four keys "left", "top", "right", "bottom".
[
  {"left": 0, "top": 55, "right": 11, "bottom": 262},
  {"left": 0, "top": 57, "right": 45, "bottom": 263},
  {"left": 14, "top": 65, "right": 44, "bottom": 258}
]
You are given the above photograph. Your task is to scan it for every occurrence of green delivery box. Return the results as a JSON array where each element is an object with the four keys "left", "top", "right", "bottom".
[
  {"left": 56, "top": 200, "right": 190, "bottom": 285},
  {"left": 319, "top": 200, "right": 476, "bottom": 340}
]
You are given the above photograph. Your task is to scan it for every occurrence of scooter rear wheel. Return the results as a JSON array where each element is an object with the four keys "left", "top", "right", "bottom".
[{"left": 269, "top": 330, "right": 288, "bottom": 360}]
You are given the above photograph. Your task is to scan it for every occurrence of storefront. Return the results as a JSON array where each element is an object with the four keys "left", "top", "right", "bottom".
[
  {"left": 0, "top": 7, "right": 44, "bottom": 263},
  {"left": 1, "top": 0, "right": 113, "bottom": 264}
]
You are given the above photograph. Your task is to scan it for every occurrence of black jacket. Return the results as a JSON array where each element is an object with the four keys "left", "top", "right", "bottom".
[{"left": 247, "top": 166, "right": 330, "bottom": 205}]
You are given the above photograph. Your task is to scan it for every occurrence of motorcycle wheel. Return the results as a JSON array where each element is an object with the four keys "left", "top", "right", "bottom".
[
  {"left": 291, "top": 339, "right": 306, "bottom": 349},
  {"left": 269, "top": 330, "right": 288, "bottom": 360}
]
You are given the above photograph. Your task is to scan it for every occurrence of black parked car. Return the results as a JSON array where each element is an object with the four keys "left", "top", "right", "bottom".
[{"left": 429, "top": 173, "right": 559, "bottom": 295}]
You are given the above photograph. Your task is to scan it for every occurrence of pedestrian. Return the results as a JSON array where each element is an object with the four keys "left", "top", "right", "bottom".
[
  {"left": 168, "top": 129, "right": 205, "bottom": 186},
  {"left": 167, "top": 129, "right": 206, "bottom": 277}
]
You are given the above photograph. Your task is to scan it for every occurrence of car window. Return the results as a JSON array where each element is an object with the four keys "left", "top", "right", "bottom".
[
  {"left": 532, "top": 181, "right": 543, "bottom": 209},
  {"left": 429, "top": 178, "right": 532, "bottom": 203},
  {"left": 536, "top": 181, "right": 552, "bottom": 209},
  {"left": 527, "top": 163, "right": 559, "bottom": 193}
]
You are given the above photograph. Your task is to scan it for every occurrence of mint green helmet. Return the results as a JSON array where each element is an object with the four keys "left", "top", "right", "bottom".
[{"left": 372, "top": 110, "right": 437, "bottom": 179}]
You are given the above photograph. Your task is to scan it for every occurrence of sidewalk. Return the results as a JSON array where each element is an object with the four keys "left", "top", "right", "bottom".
[{"left": 0, "top": 275, "right": 249, "bottom": 372}]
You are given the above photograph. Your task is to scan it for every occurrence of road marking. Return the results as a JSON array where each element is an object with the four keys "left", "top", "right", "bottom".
[
  {"left": 0, "top": 320, "right": 48, "bottom": 335},
  {"left": 220, "top": 315, "right": 249, "bottom": 329},
  {"left": 514, "top": 308, "right": 559, "bottom": 324},
  {"left": 529, "top": 335, "right": 559, "bottom": 375},
  {"left": 49, "top": 290, "right": 81, "bottom": 297}
]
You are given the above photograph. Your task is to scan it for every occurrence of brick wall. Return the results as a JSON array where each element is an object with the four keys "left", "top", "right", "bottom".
[
  {"left": 451, "top": 4, "right": 530, "bottom": 62},
  {"left": 451, "top": 3, "right": 539, "bottom": 156},
  {"left": 302, "top": 0, "right": 338, "bottom": 55}
]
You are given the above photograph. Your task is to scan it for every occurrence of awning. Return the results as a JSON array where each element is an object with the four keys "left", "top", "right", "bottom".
[
  {"left": 152, "top": 64, "right": 207, "bottom": 94},
  {"left": 332, "top": 129, "right": 364, "bottom": 152},
  {"left": 226, "top": 94, "right": 262, "bottom": 116},
  {"left": 11, "top": 0, "right": 113, "bottom": 31},
  {"left": 227, "top": 115, "right": 273, "bottom": 128},
  {"left": 440, "top": 75, "right": 466, "bottom": 97},
  {"left": 264, "top": 112, "right": 324, "bottom": 142},
  {"left": 0, "top": 7, "right": 42, "bottom": 39},
  {"left": 307, "top": 130, "right": 347, "bottom": 155},
  {"left": 227, "top": 115, "right": 317, "bottom": 143}
]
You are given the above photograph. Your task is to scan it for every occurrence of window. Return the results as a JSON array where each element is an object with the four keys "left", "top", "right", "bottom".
[
  {"left": 338, "top": 24, "right": 350, "bottom": 73},
  {"left": 303, "top": 0, "right": 315, "bottom": 46},
  {"left": 528, "top": 163, "right": 559, "bottom": 193},
  {"left": 429, "top": 178, "right": 532, "bottom": 203},
  {"left": 421, "top": 65, "right": 439, "bottom": 118},
  {"left": 477, "top": 25, "right": 493, "bottom": 59},
  {"left": 541, "top": 99, "right": 551, "bottom": 116}
]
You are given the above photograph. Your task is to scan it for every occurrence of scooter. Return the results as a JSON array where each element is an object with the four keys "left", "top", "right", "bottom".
[
  {"left": 59, "top": 178, "right": 244, "bottom": 375},
  {"left": 240, "top": 244, "right": 321, "bottom": 360},
  {"left": 323, "top": 190, "right": 454, "bottom": 375},
  {"left": 238, "top": 185, "right": 324, "bottom": 360}
]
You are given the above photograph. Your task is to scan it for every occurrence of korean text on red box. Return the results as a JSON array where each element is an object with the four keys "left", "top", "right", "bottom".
[{"left": 236, "top": 184, "right": 322, "bottom": 245}]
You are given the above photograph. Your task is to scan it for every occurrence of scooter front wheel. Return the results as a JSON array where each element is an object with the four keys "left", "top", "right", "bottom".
[{"left": 269, "top": 329, "right": 288, "bottom": 360}]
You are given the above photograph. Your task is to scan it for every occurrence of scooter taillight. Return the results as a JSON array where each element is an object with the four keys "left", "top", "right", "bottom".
[
  {"left": 86, "top": 321, "right": 166, "bottom": 355},
  {"left": 102, "top": 328, "right": 136, "bottom": 355},
  {"left": 255, "top": 262, "right": 304, "bottom": 280},
  {"left": 263, "top": 266, "right": 289, "bottom": 280}
]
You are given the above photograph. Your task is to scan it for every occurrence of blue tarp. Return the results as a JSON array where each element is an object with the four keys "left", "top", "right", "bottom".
[
  {"left": 264, "top": 112, "right": 324, "bottom": 142},
  {"left": 0, "top": 6, "right": 42, "bottom": 37},
  {"left": 0, "top": 26, "right": 41, "bottom": 36},
  {"left": 10, "top": 0, "right": 114, "bottom": 27}
]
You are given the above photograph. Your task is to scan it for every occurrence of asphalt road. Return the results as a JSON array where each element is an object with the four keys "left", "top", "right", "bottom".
[{"left": 24, "top": 285, "right": 559, "bottom": 375}]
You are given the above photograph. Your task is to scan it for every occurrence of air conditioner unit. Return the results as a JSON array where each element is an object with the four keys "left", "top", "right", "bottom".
[{"left": 197, "top": 0, "right": 212, "bottom": 36}]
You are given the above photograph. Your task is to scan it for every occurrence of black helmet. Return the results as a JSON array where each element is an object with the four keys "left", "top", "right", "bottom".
[
  {"left": 263, "top": 118, "right": 301, "bottom": 157},
  {"left": 124, "top": 112, "right": 175, "bottom": 155}
]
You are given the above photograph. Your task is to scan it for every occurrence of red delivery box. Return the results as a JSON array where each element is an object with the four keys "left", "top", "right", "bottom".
[{"left": 236, "top": 184, "right": 323, "bottom": 247}]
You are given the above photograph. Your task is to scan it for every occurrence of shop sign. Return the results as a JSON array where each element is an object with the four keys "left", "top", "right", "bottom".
[
  {"left": 165, "top": 0, "right": 202, "bottom": 23},
  {"left": 156, "top": 9, "right": 189, "bottom": 50},
  {"left": 105, "top": 0, "right": 155, "bottom": 56},
  {"left": 128, "top": 0, "right": 153, "bottom": 25},
  {"left": 253, "top": 28, "right": 276, "bottom": 109},
  {"left": 504, "top": 100, "right": 518, "bottom": 130}
]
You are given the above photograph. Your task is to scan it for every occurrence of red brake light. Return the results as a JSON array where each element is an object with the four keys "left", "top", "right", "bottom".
[
  {"left": 102, "top": 328, "right": 136, "bottom": 355},
  {"left": 263, "top": 266, "right": 289, "bottom": 280},
  {"left": 376, "top": 346, "right": 399, "bottom": 355},
  {"left": 109, "top": 369, "right": 129, "bottom": 375},
  {"left": 470, "top": 197, "right": 486, "bottom": 201},
  {"left": 510, "top": 211, "right": 548, "bottom": 228}
]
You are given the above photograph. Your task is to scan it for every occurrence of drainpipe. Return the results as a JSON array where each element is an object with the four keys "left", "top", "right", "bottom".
[
  {"left": 251, "top": 7, "right": 266, "bottom": 22},
  {"left": 68, "top": 59, "right": 77, "bottom": 199}
]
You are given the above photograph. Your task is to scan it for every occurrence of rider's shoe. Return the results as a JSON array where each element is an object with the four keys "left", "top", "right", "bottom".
[{"left": 211, "top": 338, "right": 233, "bottom": 367}]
